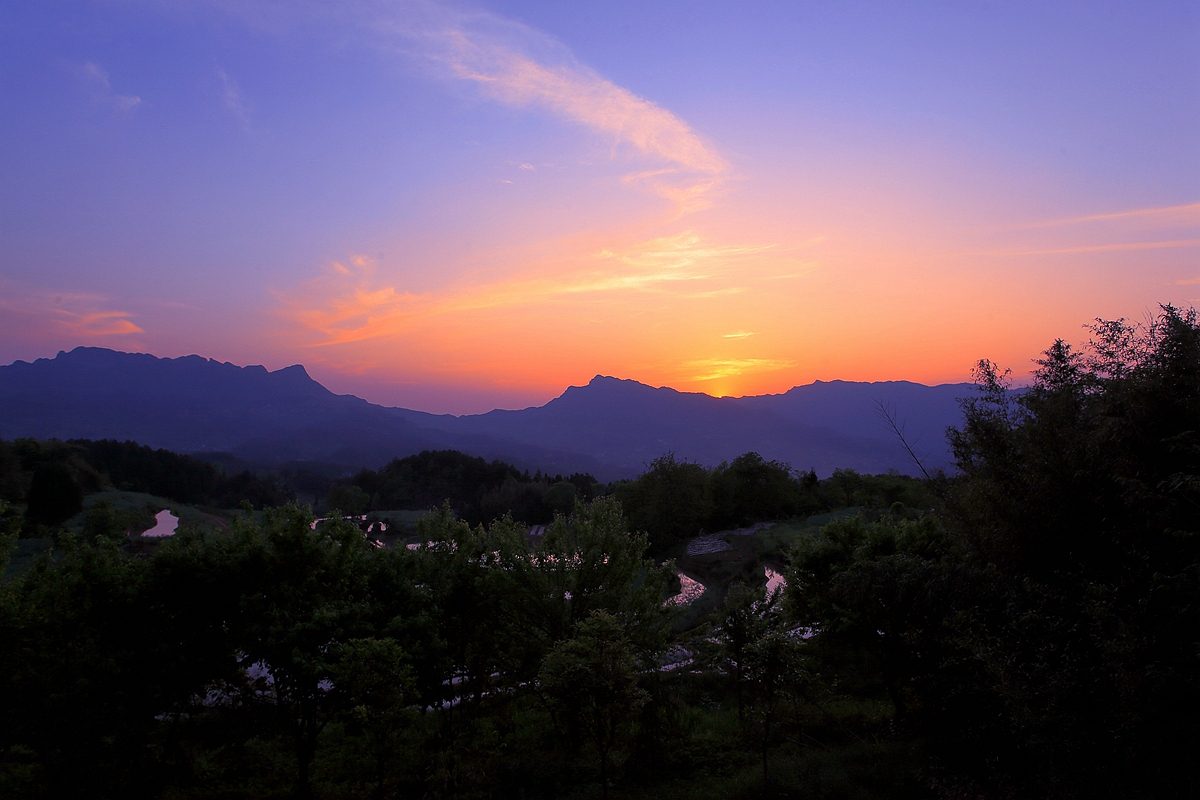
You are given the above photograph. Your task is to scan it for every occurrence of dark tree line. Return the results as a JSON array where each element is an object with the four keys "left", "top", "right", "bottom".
[
  {"left": 615, "top": 451, "right": 932, "bottom": 552},
  {"left": 0, "top": 439, "right": 293, "bottom": 532},
  {"left": 328, "top": 449, "right": 602, "bottom": 526}
]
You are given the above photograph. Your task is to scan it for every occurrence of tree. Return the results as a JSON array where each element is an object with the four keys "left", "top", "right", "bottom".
[
  {"left": 937, "top": 305, "right": 1200, "bottom": 796},
  {"left": 539, "top": 611, "right": 650, "bottom": 800},
  {"left": 744, "top": 626, "right": 806, "bottom": 781},
  {"left": 327, "top": 483, "right": 370, "bottom": 515},
  {"left": 0, "top": 499, "right": 17, "bottom": 577},
  {"left": 222, "top": 505, "right": 375, "bottom": 800},
  {"left": 719, "top": 582, "right": 767, "bottom": 722},
  {"left": 534, "top": 496, "right": 672, "bottom": 653},
  {"left": 329, "top": 638, "right": 419, "bottom": 799},
  {"left": 615, "top": 453, "right": 710, "bottom": 550},
  {"left": 708, "top": 452, "right": 804, "bottom": 529},
  {"left": 0, "top": 525, "right": 168, "bottom": 797},
  {"left": 721, "top": 581, "right": 808, "bottom": 780},
  {"left": 786, "top": 512, "right": 954, "bottom": 720},
  {"left": 24, "top": 463, "right": 83, "bottom": 526}
]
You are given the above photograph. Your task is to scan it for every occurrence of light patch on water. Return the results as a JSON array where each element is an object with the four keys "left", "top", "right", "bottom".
[
  {"left": 142, "top": 509, "right": 178, "bottom": 538},
  {"left": 659, "top": 645, "right": 694, "bottom": 671},
  {"left": 764, "top": 565, "right": 786, "bottom": 597},
  {"left": 667, "top": 571, "right": 706, "bottom": 606}
]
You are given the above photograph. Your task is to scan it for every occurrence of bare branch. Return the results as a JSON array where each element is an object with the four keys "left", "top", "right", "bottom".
[{"left": 876, "top": 399, "right": 932, "bottom": 480}]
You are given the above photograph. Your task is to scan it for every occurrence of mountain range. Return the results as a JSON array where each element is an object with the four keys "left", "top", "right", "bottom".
[{"left": 0, "top": 348, "right": 976, "bottom": 481}]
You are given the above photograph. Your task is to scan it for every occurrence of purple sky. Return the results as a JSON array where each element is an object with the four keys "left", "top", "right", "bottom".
[{"left": 1, "top": 1, "right": 1197, "bottom": 412}]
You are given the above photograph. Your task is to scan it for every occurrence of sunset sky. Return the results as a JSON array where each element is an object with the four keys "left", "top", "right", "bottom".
[{"left": 1, "top": 1, "right": 1197, "bottom": 413}]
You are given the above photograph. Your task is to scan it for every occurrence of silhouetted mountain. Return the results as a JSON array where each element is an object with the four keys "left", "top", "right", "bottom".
[
  {"left": 735, "top": 379, "right": 968, "bottom": 470},
  {"left": 395, "top": 375, "right": 967, "bottom": 477},
  {"left": 0, "top": 348, "right": 608, "bottom": 477},
  {"left": 0, "top": 349, "right": 973, "bottom": 481}
]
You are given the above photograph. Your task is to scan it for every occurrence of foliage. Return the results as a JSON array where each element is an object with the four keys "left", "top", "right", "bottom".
[
  {"left": 23, "top": 463, "right": 83, "bottom": 525},
  {"left": 615, "top": 452, "right": 818, "bottom": 552},
  {"left": 616, "top": 453, "right": 929, "bottom": 552},
  {"left": 337, "top": 449, "right": 600, "bottom": 525},
  {"left": 539, "top": 611, "right": 650, "bottom": 800},
  {"left": 785, "top": 305, "right": 1200, "bottom": 798},
  {"left": 708, "top": 452, "right": 816, "bottom": 529},
  {"left": 0, "top": 437, "right": 292, "bottom": 517},
  {"left": 718, "top": 581, "right": 810, "bottom": 780},
  {"left": 327, "top": 482, "right": 371, "bottom": 515},
  {"left": 3, "top": 306, "right": 1197, "bottom": 799},
  {"left": 614, "top": 453, "right": 711, "bottom": 550},
  {"left": 328, "top": 637, "right": 419, "bottom": 799}
]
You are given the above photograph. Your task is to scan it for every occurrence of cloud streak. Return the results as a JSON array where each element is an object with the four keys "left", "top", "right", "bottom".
[
  {"left": 57, "top": 310, "right": 144, "bottom": 335},
  {"left": 282, "top": 232, "right": 774, "bottom": 347},
  {"left": 970, "top": 238, "right": 1200, "bottom": 257},
  {"left": 1028, "top": 201, "right": 1200, "bottom": 229},
  {"left": 365, "top": 0, "right": 727, "bottom": 213},
  {"left": 686, "top": 358, "right": 797, "bottom": 382}
]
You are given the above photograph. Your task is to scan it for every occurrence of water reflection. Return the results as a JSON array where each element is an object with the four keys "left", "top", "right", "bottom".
[
  {"left": 685, "top": 534, "right": 732, "bottom": 556},
  {"left": 667, "top": 571, "right": 706, "bottom": 606},
  {"left": 142, "top": 510, "right": 178, "bottom": 538},
  {"left": 764, "top": 565, "right": 786, "bottom": 597}
]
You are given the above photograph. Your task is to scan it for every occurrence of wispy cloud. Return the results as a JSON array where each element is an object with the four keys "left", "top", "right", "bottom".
[
  {"left": 217, "top": 68, "right": 252, "bottom": 127},
  {"left": 0, "top": 286, "right": 144, "bottom": 336},
  {"left": 983, "top": 200, "right": 1200, "bottom": 260},
  {"left": 1025, "top": 201, "right": 1200, "bottom": 229},
  {"left": 197, "top": 1, "right": 726, "bottom": 212},
  {"left": 970, "top": 238, "right": 1200, "bottom": 257},
  {"left": 57, "top": 310, "right": 144, "bottom": 335},
  {"left": 82, "top": 62, "right": 141, "bottom": 111},
  {"left": 364, "top": 0, "right": 727, "bottom": 213},
  {"left": 723, "top": 330, "right": 757, "bottom": 339}
]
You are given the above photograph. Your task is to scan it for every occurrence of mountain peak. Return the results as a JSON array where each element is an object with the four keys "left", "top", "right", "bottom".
[
  {"left": 566, "top": 375, "right": 678, "bottom": 401},
  {"left": 586, "top": 374, "right": 641, "bottom": 387}
]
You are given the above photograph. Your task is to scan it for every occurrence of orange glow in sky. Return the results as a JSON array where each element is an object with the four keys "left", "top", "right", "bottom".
[{"left": 2, "top": 2, "right": 1197, "bottom": 413}]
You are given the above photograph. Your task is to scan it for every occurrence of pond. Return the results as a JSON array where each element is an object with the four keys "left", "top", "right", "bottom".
[{"left": 142, "top": 509, "right": 179, "bottom": 538}]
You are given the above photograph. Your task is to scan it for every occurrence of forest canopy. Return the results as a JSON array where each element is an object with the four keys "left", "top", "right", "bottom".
[{"left": 0, "top": 306, "right": 1196, "bottom": 799}]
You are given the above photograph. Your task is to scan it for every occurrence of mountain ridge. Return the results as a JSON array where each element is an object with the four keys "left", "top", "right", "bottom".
[{"left": 0, "top": 347, "right": 973, "bottom": 480}]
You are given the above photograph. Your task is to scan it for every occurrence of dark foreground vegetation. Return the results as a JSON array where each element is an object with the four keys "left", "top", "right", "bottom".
[{"left": 1, "top": 306, "right": 1197, "bottom": 799}]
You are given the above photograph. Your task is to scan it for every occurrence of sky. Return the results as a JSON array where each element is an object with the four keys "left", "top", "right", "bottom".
[{"left": 1, "top": 1, "right": 1197, "bottom": 413}]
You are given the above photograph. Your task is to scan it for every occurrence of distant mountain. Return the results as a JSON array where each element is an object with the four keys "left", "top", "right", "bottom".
[
  {"left": 734, "top": 379, "right": 970, "bottom": 470},
  {"left": 395, "top": 376, "right": 969, "bottom": 477},
  {"left": 0, "top": 348, "right": 975, "bottom": 480},
  {"left": 0, "top": 348, "right": 609, "bottom": 477}
]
